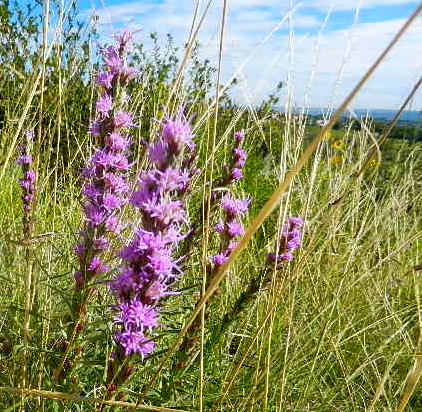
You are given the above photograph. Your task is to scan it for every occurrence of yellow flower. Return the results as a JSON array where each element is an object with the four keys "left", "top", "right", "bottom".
[
  {"left": 368, "top": 157, "right": 378, "bottom": 167},
  {"left": 330, "top": 154, "right": 343, "bottom": 165},
  {"left": 331, "top": 139, "right": 344, "bottom": 150}
]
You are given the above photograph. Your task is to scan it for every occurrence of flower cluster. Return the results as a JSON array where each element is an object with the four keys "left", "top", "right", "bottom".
[
  {"left": 212, "top": 196, "right": 250, "bottom": 268},
  {"left": 229, "top": 130, "right": 248, "bottom": 183},
  {"left": 110, "top": 111, "right": 196, "bottom": 359},
  {"left": 73, "top": 31, "right": 137, "bottom": 290},
  {"left": 16, "top": 130, "right": 36, "bottom": 234},
  {"left": 212, "top": 131, "right": 250, "bottom": 270},
  {"left": 268, "top": 217, "right": 303, "bottom": 263},
  {"left": 176, "top": 131, "right": 250, "bottom": 367}
]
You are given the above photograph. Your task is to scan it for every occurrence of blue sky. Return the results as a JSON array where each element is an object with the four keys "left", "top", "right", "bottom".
[{"left": 75, "top": 0, "right": 422, "bottom": 110}]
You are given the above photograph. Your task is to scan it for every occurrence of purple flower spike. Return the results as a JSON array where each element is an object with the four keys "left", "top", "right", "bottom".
[
  {"left": 230, "top": 168, "right": 243, "bottom": 182},
  {"left": 218, "top": 130, "right": 248, "bottom": 187},
  {"left": 213, "top": 253, "right": 228, "bottom": 267},
  {"left": 96, "top": 94, "right": 113, "bottom": 117},
  {"left": 114, "top": 111, "right": 134, "bottom": 128},
  {"left": 97, "top": 71, "right": 115, "bottom": 89},
  {"left": 17, "top": 154, "right": 33, "bottom": 166},
  {"left": 162, "top": 113, "right": 195, "bottom": 152},
  {"left": 103, "top": 45, "right": 123, "bottom": 72},
  {"left": 221, "top": 197, "right": 250, "bottom": 217},
  {"left": 16, "top": 129, "right": 36, "bottom": 235},
  {"left": 72, "top": 28, "right": 137, "bottom": 295},
  {"left": 288, "top": 216, "right": 304, "bottom": 230},
  {"left": 234, "top": 130, "right": 245, "bottom": 142},
  {"left": 210, "top": 130, "right": 250, "bottom": 273},
  {"left": 268, "top": 216, "right": 304, "bottom": 263},
  {"left": 110, "top": 111, "right": 196, "bottom": 361},
  {"left": 113, "top": 29, "right": 135, "bottom": 51}
]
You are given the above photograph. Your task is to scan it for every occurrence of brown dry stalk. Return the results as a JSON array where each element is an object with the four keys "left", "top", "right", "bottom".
[
  {"left": 134, "top": 4, "right": 422, "bottom": 407},
  {"left": 0, "top": 386, "right": 192, "bottom": 412},
  {"left": 396, "top": 357, "right": 422, "bottom": 412}
]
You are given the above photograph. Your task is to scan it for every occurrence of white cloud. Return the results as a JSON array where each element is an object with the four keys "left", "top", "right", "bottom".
[
  {"left": 222, "top": 15, "right": 422, "bottom": 109},
  {"left": 84, "top": 0, "right": 422, "bottom": 109},
  {"left": 85, "top": 2, "right": 163, "bottom": 25},
  {"left": 304, "top": 0, "right": 418, "bottom": 11}
]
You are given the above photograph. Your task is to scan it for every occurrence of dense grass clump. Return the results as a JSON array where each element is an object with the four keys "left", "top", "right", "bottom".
[{"left": 0, "top": 1, "right": 422, "bottom": 411}]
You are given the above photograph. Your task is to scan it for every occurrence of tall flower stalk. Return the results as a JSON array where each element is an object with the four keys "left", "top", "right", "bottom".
[
  {"left": 104, "top": 111, "right": 196, "bottom": 398},
  {"left": 221, "top": 216, "right": 304, "bottom": 334},
  {"left": 267, "top": 217, "right": 303, "bottom": 263},
  {"left": 16, "top": 129, "right": 36, "bottom": 388},
  {"left": 17, "top": 129, "right": 36, "bottom": 238},
  {"left": 176, "top": 130, "right": 250, "bottom": 368},
  {"left": 56, "top": 30, "right": 137, "bottom": 379}
]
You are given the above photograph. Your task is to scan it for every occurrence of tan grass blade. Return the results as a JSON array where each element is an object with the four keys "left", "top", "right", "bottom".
[
  {"left": 395, "top": 264, "right": 422, "bottom": 412},
  {"left": 198, "top": 1, "right": 229, "bottom": 411},
  {"left": 0, "top": 387, "right": 192, "bottom": 412},
  {"left": 396, "top": 357, "right": 422, "bottom": 412},
  {"left": 134, "top": 4, "right": 422, "bottom": 407},
  {"left": 165, "top": 0, "right": 214, "bottom": 114},
  {"left": 193, "top": 4, "right": 301, "bottom": 131},
  {"left": 0, "top": 0, "right": 80, "bottom": 182},
  {"left": 367, "top": 353, "right": 400, "bottom": 412}
]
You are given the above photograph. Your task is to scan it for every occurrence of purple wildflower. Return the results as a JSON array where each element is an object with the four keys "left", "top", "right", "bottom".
[
  {"left": 210, "top": 131, "right": 250, "bottom": 272},
  {"left": 230, "top": 168, "right": 243, "bottom": 182},
  {"left": 110, "top": 111, "right": 196, "bottom": 361},
  {"left": 233, "top": 147, "right": 248, "bottom": 168},
  {"left": 213, "top": 253, "right": 228, "bottom": 267},
  {"left": 25, "top": 129, "right": 34, "bottom": 140},
  {"left": 162, "top": 112, "right": 195, "bottom": 152},
  {"left": 221, "top": 196, "right": 250, "bottom": 217},
  {"left": 72, "top": 30, "right": 137, "bottom": 293},
  {"left": 120, "top": 66, "right": 138, "bottom": 84},
  {"left": 96, "top": 94, "right": 113, "bottom": 117},
  {"left": 113, "top": 29, "right": 135, "bottom": 51},
  {"left": 227, "top": 220, "right": 244, "bottom": 237},
  {"left": 88, "top": 120, "right": 101, "bottom": 136},
  {"left": 103, "top": 45, "right": 123, "bottom": 72},
  {"left": 97, "top": 71, "right": 115, "bottom": 89},
  {"left": 288, "top": 217, "right": 304, "bottom": 230},
  {"left": 214, "top": 221, "right": 225, "bottom": 234},
  {"left": 114, "top": 111, "right": 134, "bottom": 128},
  {"left": 88, "top": 256, "right": 108, "bottom": 274},
  {"left": 93, "top": 237, "right": 110, "bottom": 251},
  {"left": 57, "top": 29, "right": 141, "bottom": 385},
  {"left": 213, "top": 130, "right": 249, "bottom": 189},
  {"left": 113, "top": 300, "right": 159, "bottom": 332},
  {"left": 149, "top": 141, "right": 168, "bottom": 169},
  {"left": 234, "top": 129, "right": 245, "bottom": 142},
  {"left": 114, "top": 330, "right": 157, "bottom": 358},
  {"left": 17, "top": 154, "right": 33, "bottom": 166},
  {"left": 16, "top": 130, "right": 36, "bottom": 235},
  {"left": 268, "top": 216, "right": 304, "bottom": 263},
  {"left": 106, "top": 132, "right": 131, "bottom": 151}
]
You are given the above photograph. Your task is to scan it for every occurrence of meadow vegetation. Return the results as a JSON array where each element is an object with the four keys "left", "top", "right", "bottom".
[{"left": 0, "top": 1, "right": 421, "bottom": 411}]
